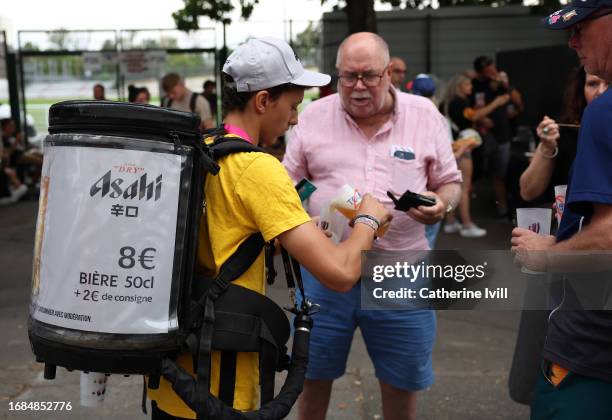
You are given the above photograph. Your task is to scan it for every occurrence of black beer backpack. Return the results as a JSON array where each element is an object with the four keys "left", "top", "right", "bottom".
[{"left": 150, "top": 127, "right": 318, "bottom": 420}]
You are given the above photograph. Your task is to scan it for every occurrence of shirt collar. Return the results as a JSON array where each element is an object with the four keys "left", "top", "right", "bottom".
[{"left": 223, "top": 123, "right": 253, "bottom": 143}]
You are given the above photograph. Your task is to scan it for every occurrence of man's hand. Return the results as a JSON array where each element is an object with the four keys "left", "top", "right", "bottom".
[
  {"left": 511, "top": 228, "right": 556, "bottom": 271},
  {"left": 511, "top": 228, "right": 556, "bottom": 251},
  {"left": 452, "top": 142, "right": 472, "bottom": 159},
  {"left": 407, "top": 191, "right": 446, "bottom": 225}
]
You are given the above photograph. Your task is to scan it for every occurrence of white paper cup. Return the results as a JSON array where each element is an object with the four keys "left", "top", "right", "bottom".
[
  {"left": 516, "top": 208, "right": 552, "bottom": 236},
  {"left": 516, "top": 208, "right": 552, "bottom": 274},
  {"left": 554, "top": 185, "right": 567, "bottom": 224},
  {"left": 80, "top": 372, "right": 107, "bottom": 407}
]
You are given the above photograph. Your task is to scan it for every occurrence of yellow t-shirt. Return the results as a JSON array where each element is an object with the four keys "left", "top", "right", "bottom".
[{"left": 148, "top": 142, "right": 310, "bottom": 418}]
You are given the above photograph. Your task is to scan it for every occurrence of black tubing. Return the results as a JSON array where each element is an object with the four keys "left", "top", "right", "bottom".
[{"left": 148, "top": 374, "right": 160, "bottom": 390}]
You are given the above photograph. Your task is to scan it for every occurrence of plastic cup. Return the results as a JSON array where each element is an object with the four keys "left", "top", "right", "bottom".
[
  {"left": 319, "top": 204, "right": 347, "bottom": 244},
  {"left": 80, "top": 372, "right": 107, "bottom": 407},
  {"left": 330, "top": 184, "right": 362, "bottom": 221},
  {"left": 554, "top": 185, "right": 567, "bottom": 224},
  {"left": 330, "top": 184, "right": 388, "bottom": 237},
  {"left": 516, "top": 208, "right": 552, "bottom": 236},
  {"left": 516, "top": 208, "right": 552, "bottom": 274}
]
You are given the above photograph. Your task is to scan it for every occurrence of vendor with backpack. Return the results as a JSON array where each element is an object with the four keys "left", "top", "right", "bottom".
[{"left": 148, "top": 36, "right": 392, "bottom": 419}]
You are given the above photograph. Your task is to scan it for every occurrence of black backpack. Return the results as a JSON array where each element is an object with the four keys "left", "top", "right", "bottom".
[{"left": 153, "top": 127, "right": 318, "bottom": 420}]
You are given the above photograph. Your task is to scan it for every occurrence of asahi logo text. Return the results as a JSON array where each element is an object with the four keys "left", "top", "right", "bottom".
[{"left": 90, "top": 169, "right": 162, "bottom": 201}]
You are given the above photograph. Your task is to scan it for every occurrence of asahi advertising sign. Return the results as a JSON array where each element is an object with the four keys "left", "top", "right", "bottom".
[{"left": 32, "top": 145, "right": 182, "bottom": 334}]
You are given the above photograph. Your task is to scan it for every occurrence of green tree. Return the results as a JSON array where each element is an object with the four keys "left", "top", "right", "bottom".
[
  {"left": 22, "top": 42, "right": 40, "bottom": 51},
  {"left": 173, "top": 0, "right": 566, "bottom": 34},
  {"left": 172, "top": 0, "right": 260, "bottom": 31},
  {"left": 47, "top": 28, "right": 71, "bottom": 50},
  {"left": 293, "top": 22, "right": 320, "bottom": 67},
  {"left": 101, "top": 39, "right": 116, "bottom": 51}
]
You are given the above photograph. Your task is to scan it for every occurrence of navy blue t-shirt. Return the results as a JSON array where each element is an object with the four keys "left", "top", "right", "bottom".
[{"left": 545, "top": 88, "right": 612, "bottom": 382}]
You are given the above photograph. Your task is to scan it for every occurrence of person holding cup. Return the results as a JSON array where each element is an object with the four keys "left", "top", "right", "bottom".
[
  {"left": 283, "top": 32, "right": 461, "bottom": 420},
  {"left": 520, "top": 67, "right": 608, "bottom": 203},
  {"left": 509, "top": 67, "right": 607, "bottom": 408},
  {"left": 512, "top": 3, "right": 612, "bottom": 418}
]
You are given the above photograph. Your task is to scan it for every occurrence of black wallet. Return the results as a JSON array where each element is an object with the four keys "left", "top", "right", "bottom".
[{"left": 387, "top": 190, "right": 436, "bottom": 211}]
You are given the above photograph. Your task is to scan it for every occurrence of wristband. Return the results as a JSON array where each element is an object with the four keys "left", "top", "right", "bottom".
[
  {"left": 352, "top": 214, "right": 380, "bottom": 230},
  {"left": 353, "top": 217, "right": 378, "bottom": 238}
]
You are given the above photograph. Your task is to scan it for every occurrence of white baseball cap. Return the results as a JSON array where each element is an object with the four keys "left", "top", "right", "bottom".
[{"left": 223, "top": 36, "right": 331, "bottom": 92}]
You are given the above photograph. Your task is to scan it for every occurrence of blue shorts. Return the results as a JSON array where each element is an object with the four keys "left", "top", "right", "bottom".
[{"left": 300, "top": 268, "right": 436, "bottom": 391}]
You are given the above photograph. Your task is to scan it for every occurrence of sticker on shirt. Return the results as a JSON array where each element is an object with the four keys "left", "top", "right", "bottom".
[{"left": 390, "top": 145, "right": 415, "bottom": 161}]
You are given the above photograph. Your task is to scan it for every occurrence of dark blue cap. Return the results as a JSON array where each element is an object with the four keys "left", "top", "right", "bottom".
[
  {"left": 543, "top": 0, "right": 612, "bottom": 29},
  {"left": 411, "top": 74, "right": 436, "bottom": 97}
]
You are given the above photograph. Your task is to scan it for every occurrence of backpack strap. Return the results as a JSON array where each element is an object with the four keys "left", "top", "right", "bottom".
[
  {"left": 190, "top": 92, "right": 199, "bottom": 113},
  {"left": 210, "top": 136, "right": 265, "bottom": 159},
  {"left": 162, "top": 96, "right": 173, "bottom": 108},
  {"left": 190, "top": 233, "right": 265, "bottom": 419}
]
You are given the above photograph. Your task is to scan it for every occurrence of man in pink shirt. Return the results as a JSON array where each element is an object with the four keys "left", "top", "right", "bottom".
[{"left": 283, "top": 32, "right": 461, "bottom": 420}]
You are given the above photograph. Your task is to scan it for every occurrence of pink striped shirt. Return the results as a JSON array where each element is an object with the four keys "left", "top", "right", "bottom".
[{"left": 283, "top": 89, "right": 461, "bottom": 250}]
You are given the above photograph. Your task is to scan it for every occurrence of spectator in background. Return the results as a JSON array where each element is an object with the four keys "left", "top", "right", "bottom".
[
  {"left": 411, "top": 74, "right": 437, "bottom": 102},
  {"left": 161, "top": 73, "right": 213, "bottom": 129},
  {"left": 520, "top": 67, "right": 608, "bottom": 202},
  {"left": 134, "top": 87, "right": 151, "bottom": 104},
  {"left": 464, "top": 69, "right": 478, "bottom": 80},
  {"left": 499, "top": 71, "right": 524, "bottom": 138},
  {"left": 0, "top": 136, "right": 28, "bottom": 205},
  {"left": 318, "top": 82, "right": 335, "bottom": 99},
  {"left": 442, "top": 73, "right": 509, "bottom": 237},
  {"left": 390, "top": 56, "right": 407, "bottom": 91},
  {"left": 471, "top": 55, "right": 513, "bottom": 219},
  {"left": 410, "top": 74, "right": 446, "bottom": 247},
  {"left": 128, "top": 85, "right": 151, "bottom": 104},
  {"left": 1, "top": 118, "right": 43, "bottom": 184},
  {"left": 93, "top": 84, "right": 105, "bottom": 100},
  {"left": 201, "top": 80, "right": 218, "bottom": 120}
]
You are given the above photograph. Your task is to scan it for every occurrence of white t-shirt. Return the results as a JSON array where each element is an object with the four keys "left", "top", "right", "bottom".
[{"left": 166, "top": 89, "right": 212, "bottom": 125}]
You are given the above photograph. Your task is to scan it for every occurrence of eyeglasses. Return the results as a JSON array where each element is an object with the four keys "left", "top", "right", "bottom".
[{"left": 337, "top": 67, "right": 388, "bottom": 87}]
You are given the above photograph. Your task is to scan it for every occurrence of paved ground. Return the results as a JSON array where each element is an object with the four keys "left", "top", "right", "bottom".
[{"left": 0, "top": 185, "right": 530, "bottom": 420}]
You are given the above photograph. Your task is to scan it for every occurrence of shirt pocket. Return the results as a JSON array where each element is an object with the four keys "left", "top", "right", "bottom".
[{"left": 391, "top": 158, "right": 419, "bottom": 195}]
